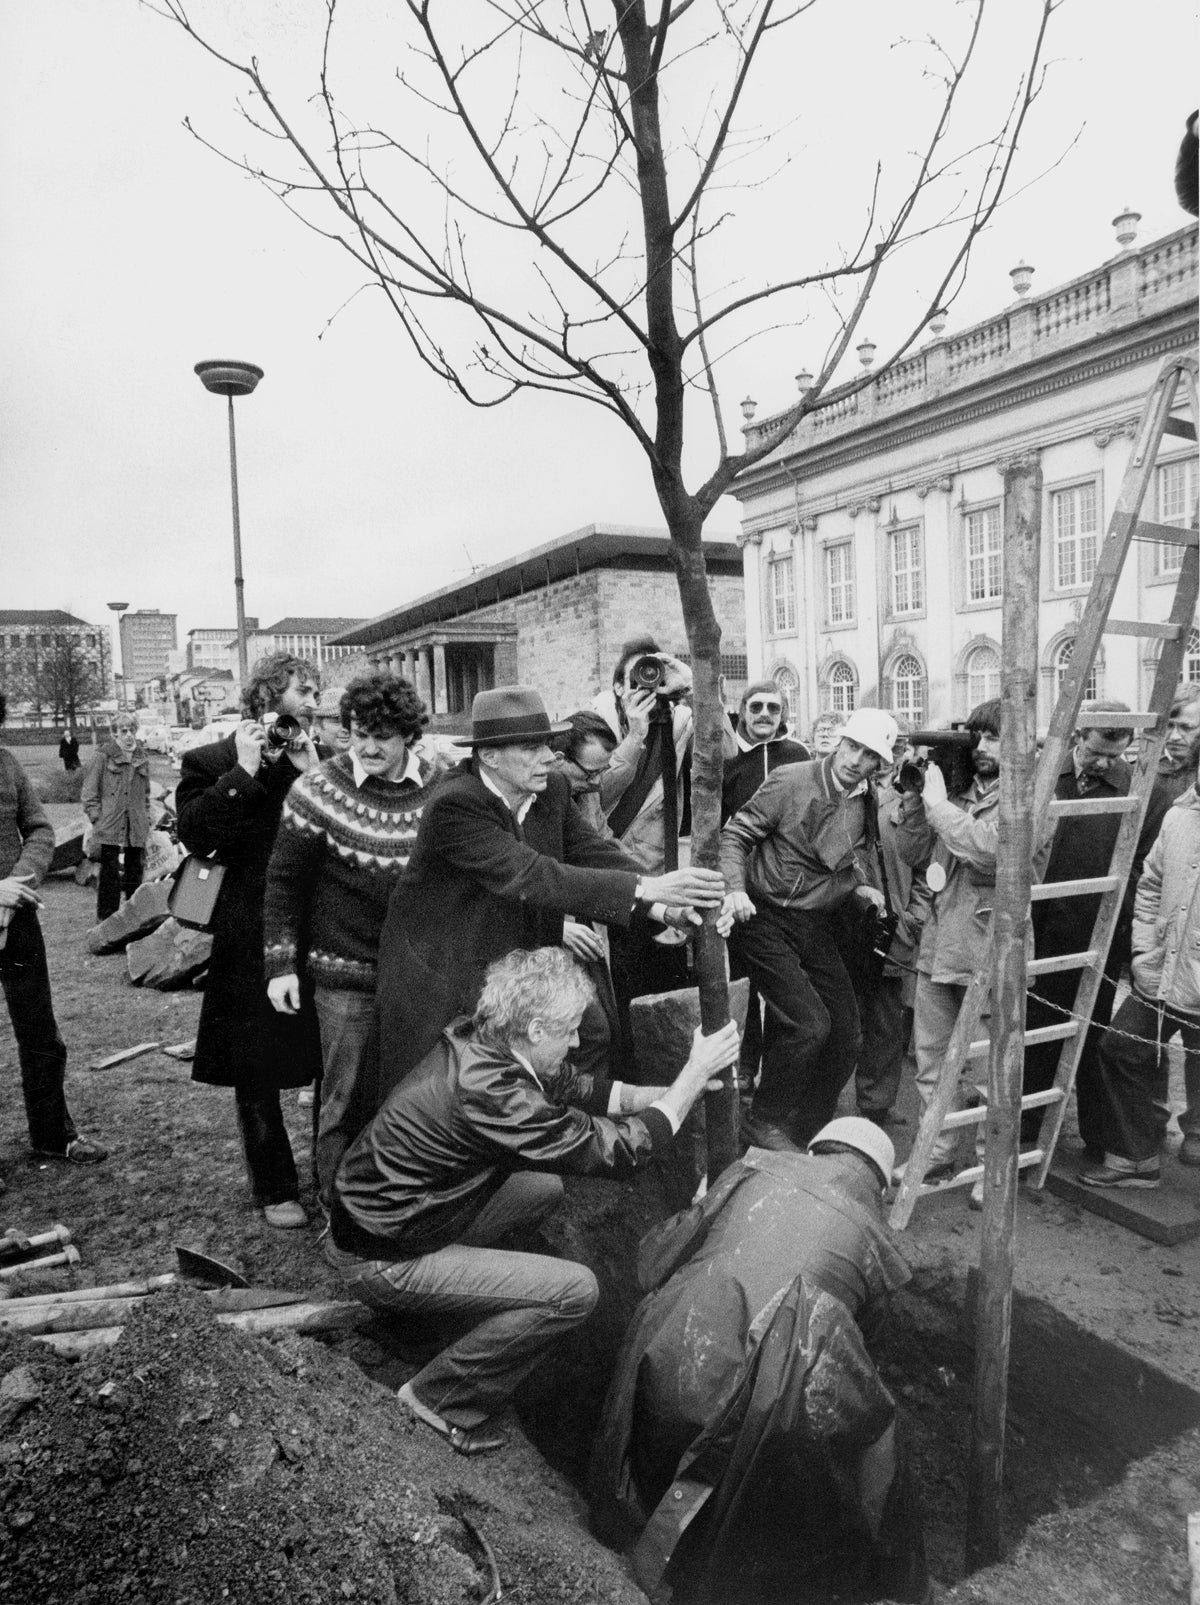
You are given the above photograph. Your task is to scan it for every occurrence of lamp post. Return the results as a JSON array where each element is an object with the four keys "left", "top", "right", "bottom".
[
  {"left": 107, "top": 601, "right": 129, "bottom": 708},
  {"left": 194, "top": 360, "right": 264, "bottom": 686}
]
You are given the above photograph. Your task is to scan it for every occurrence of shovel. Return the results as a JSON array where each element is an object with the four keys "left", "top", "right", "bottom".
[{"left": 174, "top": 1246, "right": 249, "bottom": 1289}]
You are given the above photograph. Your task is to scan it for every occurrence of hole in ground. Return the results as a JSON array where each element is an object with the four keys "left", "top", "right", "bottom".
[{"left": 512, "top": 1174, "right": 1200, "bottom": 1596}]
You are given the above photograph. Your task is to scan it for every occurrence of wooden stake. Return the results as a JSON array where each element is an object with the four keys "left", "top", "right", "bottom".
[
  {"left": 87, "top": 1042, "right": 162, "bottom": 1072},
  {"left": 965, "top": 452, "right": 1042, "bottom": 1571}
]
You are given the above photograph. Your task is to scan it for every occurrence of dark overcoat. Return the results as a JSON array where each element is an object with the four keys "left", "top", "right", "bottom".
[
  {"left": 176, "top": 736, "right": 322, "bottom": 1091},
  {"left": 369, "top": 765, "right": 640, "bottom": 1110}
]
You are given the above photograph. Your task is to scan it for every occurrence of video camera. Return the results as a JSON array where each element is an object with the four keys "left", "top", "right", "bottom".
[
  {"left": 626, "top": 652, "right": 685, "bottom": 701},
  {"left": 893, "top": 726, "right": 980, "bottom": 796}
]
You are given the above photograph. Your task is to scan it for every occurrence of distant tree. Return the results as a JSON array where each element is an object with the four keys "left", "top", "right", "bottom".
[
  {"left": 160, "top": 0, "right": 1057, "bottom": 1177},
  {"left": 29, "top": 633, "right": 105, "bottom": 728}
]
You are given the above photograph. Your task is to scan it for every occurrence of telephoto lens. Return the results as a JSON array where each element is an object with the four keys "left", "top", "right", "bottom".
[
  {"left": 628, "top": 653, "right": 668, "bottom": 692},
  {"left": 265, "top": 713, "right": 302, "bottom": 749}
]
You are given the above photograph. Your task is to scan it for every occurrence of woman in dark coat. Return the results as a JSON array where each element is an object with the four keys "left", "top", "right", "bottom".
[{"left": 175, "top": 655, "right": 322, "bottom": 1229}]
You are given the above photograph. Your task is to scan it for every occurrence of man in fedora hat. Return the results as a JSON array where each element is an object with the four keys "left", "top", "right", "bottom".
[
  {"left": 719, "top": 708, "right": 899, "bottom": 1150},
  {"left": 361, "top": 687, "right": 726, "bottom": 1123}
]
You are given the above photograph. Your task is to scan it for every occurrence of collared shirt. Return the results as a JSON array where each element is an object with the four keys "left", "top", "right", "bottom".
[
  {"left": 480, "top": 766, "right": 536, "bottom": 824},
  {"left": 829, "top": 767, "right": 868, "bottom": 800},
  {"left": 349, "top": 745, "right": 424, "bottom": 791}
]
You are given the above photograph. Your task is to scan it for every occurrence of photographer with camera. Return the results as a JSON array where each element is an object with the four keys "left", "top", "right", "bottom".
[
  {"left": 595, "top": 636, "right": 736, "bottom": 1059},
  {"left": 176, "top": 654, "right": 323, "bottom": 1230},
  {"left": 895, "top": 699, "right": 1017, "bottom": 1195},
  {"left": 718, "top": 708, "right": 898, "bottom": 1150}
]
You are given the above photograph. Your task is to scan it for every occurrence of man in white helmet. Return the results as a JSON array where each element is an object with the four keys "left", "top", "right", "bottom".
[
  {"left": 589, "top": 1116, "right": 926, "bottom": 1605},
  {"left": 719, "top": 708, "right": 900, "bottom": 1150}
]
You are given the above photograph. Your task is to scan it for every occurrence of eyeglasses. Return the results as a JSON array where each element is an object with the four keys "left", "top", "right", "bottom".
[{"left": 745, "top": 699, "right": 783, "bottom": 715}]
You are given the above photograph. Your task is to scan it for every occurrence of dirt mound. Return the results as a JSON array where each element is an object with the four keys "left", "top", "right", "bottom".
[{"left": 0, "top": 1288, "right": 645, "bottom": 1605}]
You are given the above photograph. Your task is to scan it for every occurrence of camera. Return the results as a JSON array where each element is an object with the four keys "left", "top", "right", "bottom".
[
  {"left": 893, "top": 727, "right": 980, "bottom": 796},
  {"left": 627, "top": 653, "right": 685, "bottom": 700},
  {"left": 263, "top": 712, "right": 302, "bottom": 749}
]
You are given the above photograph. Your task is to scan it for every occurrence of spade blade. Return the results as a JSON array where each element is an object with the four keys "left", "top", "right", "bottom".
[{"left": 174, "top": 1246, "right": 249, "bottom": 1289}]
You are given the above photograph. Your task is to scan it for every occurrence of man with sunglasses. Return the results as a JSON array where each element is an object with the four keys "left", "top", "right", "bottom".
[{"left": 722, "top": 682, "right": 811, "bottom": 824}]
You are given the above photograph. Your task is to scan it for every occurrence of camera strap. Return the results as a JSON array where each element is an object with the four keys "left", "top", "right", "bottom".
[{"left": 608, "top": 716, "right": 669, "bottom": 840}]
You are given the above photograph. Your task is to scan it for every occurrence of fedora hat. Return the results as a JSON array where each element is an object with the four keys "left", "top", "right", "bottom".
[{"left": 453, "top": 686, "right": 572, "bottom": 748}]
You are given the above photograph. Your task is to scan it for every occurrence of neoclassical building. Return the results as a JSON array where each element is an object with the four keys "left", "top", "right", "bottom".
[{"left": 732, "top": 220, "right": 1198, "bottom": 734}]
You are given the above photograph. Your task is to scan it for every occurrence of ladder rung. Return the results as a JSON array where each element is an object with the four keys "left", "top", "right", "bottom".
[
  {"left": 1048, "top": 795, "right": 1141, "bottom": 818},
  {"left": 967, "top": 1022, "right": 1079, "bottom": 1057},
  {"left": 901, "top": 1150, "right": 1044, "bottom": 1194},
  {"left": 940, "top": 1087, "right": 1065, "bottom": 1130},
  {"left": 1131, "top": 518, "right": 1199, "bottom": 548},
  {"left": 1103, "top": 619, "right": 1183, "bottom": 640},
  {"left": 1029, "top": 876, "right": 1119, "bottom": 901},
  {"left": 1163, "top": 416, "right": 1198, "bottom": 440},
  {"left": 1027, "top": 949, "right": 1100, "bottom": 975}
]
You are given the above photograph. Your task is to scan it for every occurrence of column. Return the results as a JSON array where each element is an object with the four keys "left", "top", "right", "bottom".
[
  {"left": 432, "top": 643, "right": 448, "bottom": 716},
  {"left": 739, "top": 530, "right": 764, "bottom": 677},
  {"left": 415, "top": 648, "right": 433, "bottom": 711}
]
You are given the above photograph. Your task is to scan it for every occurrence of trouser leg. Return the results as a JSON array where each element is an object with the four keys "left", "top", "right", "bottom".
[
  {"left": 313, "top": 986, "right": 377, "bottom": 1205},
  {"left": 0, "top": 910, "right": 76, "bottom": 1153},
  {"left": 325, "top": 1173, "right": 596, "bottom": 1428},
  {"left": 607, "top": 923, "right": 690, "bottom": 1079},
  {"left": 857, "top": 976, "right": 905, "bottom": 1118},
  {"left": 97, "top": 845, "right": 122, "bottom": 921},
  {"left": 234, "top": 1081, "right": 300, "bottom": 1206},
  {"left": 1096, "top": 994, "right": 1170, "bottom": 1164},
  {"left": 1180, "top": 1019, "right": 1200, "bottom": 1137},
  {"left": 912, "top": 977, "right": 970, "bottom": 1167},
  {"left": 122, "top": 843, "right": 145, "bottom": 901}
]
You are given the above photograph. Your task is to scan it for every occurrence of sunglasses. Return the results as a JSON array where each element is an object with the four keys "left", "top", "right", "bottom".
[{"left": 746, "top": 699, "right": 783, "bottom": 715}]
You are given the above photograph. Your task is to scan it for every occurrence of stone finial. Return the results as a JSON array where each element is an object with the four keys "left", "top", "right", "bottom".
[
  {"left": 740, "top": 396, "right": 758, "bottom": 421},
  {"left": 1112, "top": 207, "right": 1141, "bottom": 250},
  {"left": 1009, "top": 262, "right": 1035, "bottom": 297}
]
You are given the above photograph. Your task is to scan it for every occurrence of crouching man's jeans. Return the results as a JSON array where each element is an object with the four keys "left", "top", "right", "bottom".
[{"left": 324, "top": 1171, "right": 598, "bottom": 1428}]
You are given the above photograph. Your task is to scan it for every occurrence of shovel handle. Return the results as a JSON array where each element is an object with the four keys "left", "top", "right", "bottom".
[{"left": 0, "top": 1245, "right": 81, "bottom": 1280}]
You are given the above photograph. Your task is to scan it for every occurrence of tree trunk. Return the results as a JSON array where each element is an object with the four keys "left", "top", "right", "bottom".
[{"left": 667, "top": 512, "right": 739, "bottom": 1183}]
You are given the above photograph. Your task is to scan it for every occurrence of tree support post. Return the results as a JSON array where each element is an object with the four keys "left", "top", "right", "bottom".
[{"left": 965, "top": 453, "right": 1042, "bottom": 1571}]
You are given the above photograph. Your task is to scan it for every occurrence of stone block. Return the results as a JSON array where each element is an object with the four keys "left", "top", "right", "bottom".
[
  {"left": 126, "top": 918, "right": 212, "bottom": 990},
  {"left": 628, "top": 977, "right": 750, "bottom": 1081},
  {"left": 86, "top": 879, "right": 172, "bottom": 955},
  {"left": 49, "top": 815, "right": 88, "bottom": 874}
]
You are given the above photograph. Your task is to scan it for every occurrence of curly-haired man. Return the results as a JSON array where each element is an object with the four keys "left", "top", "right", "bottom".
[{"left": 264, "top": 671, "right": 445, "bottom": 1200}]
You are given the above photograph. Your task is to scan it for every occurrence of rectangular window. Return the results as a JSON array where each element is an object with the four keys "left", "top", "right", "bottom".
[
  {"left": 1155, "top": 458, "right": 1197, "bottom": 578},
  {"left": 965, "top": 505, "right": 1002, "bottom": 602},
  {"left": 889, "top": 526, "right": 924, "bottom": 615},
  {"left": 770, "top": 554, "right": 796, "bottom": 635},
  {"left": 825, "top": 542, "right": 855, "bottom": 625},
  {"left": 1052, "top": 482, "right": 1099, "bottom": 589}
]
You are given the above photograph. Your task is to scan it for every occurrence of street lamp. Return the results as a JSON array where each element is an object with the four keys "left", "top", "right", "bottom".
[
  {"left": 194, "top": 359, "right": 264, "bottom": 685},
  {"left": 107, "top": 601, "right": 129, "bottom": 708}
]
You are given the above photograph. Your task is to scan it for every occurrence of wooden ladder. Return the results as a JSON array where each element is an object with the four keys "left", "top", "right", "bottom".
[{"left": 890, "top": 351, "right": 1200, "bottom": 1230}]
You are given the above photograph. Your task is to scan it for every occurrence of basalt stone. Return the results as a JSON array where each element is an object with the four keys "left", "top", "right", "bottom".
[
  {"left": 126, "top": 918, "right": 212, "bottom": 990},
  {"left": 87, "top": 880, "right": 173, "bottom": 955}
]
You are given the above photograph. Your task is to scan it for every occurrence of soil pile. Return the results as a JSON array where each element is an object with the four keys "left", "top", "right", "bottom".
[{"left": 0, "top": 1288, "right": 645, "bottom": 1605}]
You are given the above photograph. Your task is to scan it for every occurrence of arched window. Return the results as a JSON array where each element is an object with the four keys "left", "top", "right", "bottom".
[
  {"left": 1185, "top": 628, "right": 1200, "bottom": 684},
  {"left": 965, "top": 643, "right": 1000, "bottom": 706},
  {"left": 1055, "top": 638, "right": 1099, "bottom": 702},
  {"left": 890, "top": 653, "right": 926, "bottom": 724},
  {"left": 828, "top": 660, "right": 857, "bottom": 715}
]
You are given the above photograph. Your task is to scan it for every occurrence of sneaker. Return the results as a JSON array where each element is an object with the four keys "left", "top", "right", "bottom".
[
  {"left": 35, "top": 1136, "right": 108, "bottom": 1165},
  {"left": 297, "top": 1086, "right": 316, "bottom": 1108},
  {"left": 1079, "top": 1162, "right": 1160, "bottom": 1190},
  {"left": 1179, "top": 1133, "right": 1200, "bottom": 1169},
  {"left": 263, "top": 1199, "right": 308, "bottom": 1229},
  {"left": 968, "top": 1178, "right": 984, "bottom": 1211}
]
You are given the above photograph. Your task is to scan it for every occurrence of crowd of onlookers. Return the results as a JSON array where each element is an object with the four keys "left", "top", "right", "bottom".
[{"left": 1, "top": 652, "right": 1196, "bottom": 1504}]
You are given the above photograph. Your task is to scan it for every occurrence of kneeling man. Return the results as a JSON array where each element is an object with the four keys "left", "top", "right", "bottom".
[{"left": 327, "top": 946, "right": 739, "bottom": 1457}]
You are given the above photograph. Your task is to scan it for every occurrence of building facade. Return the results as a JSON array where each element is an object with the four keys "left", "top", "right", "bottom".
[
  {"left": 330, "top": 525, "right": 747, "bottom": 735},
  {"left": 187, "top": 619, "right": 258, "bottom": 673},
  {"left": 120, "top": 610, "right": 178, "bottom": 692},
  {"left": 242, "top": 618, "right": 365, "bottom": 671},
  {"left": 733, "top": 223, "right": 1198, "bottom": 735},
  {"left": 0, "top": 610, "right": 111, "bottom": 720}
]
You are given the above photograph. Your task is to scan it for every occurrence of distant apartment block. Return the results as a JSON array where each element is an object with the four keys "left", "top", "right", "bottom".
[
  {"left": 187, "top": 619, "right": 259, "bottom": 673},
  {"left": 0, "top": 609, "right": 111, "bottom": 706},
  {"left": 242, "top": 617, "right": 366, "bottom": 669},
  {"left": 120, "top": 609, "right": 178, "bottom": 690}
]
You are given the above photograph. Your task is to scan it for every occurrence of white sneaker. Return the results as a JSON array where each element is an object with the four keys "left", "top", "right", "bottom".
[
  {"left": 263, "top": 1200, "right": 308, "bottom": 1229},
  {"left": 297, "top": 1086, "right": 316, "bottom": 1107}
]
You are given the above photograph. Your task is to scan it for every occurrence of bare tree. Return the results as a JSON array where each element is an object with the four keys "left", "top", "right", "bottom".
[
  {"left": 31, "top": 633, "right": 105, "bottom": 728},
  {"left": 157, "top": 0, "right": 1057, "bottom": 1176}
]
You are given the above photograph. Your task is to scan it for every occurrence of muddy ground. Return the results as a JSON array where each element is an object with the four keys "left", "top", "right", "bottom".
[{"left": 1, "top": 745, "right": 1198, "bottom": 1602}]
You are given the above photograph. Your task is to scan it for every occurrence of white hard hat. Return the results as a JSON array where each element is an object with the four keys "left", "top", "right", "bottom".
[
  {"left": 808, "top": 1116, "right": 895, "bottom": 1187},
  {"left": 838, "top": 708, "right": 900, "bottom": 764}
]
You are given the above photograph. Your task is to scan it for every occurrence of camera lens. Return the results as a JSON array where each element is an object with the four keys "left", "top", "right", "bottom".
[
  {"left": 628, "top": 654, "right": 666, "bottom": 691},
  {"left": 266, "top": 714, "right": 302, "bottom": 748},
  {"left": 896, "top": 759, "right": 926, "bottom": 794}
]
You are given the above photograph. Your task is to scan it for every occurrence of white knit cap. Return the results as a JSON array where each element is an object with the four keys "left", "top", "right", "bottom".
[
  {"left": 838, "top": 708, "right": 900, "bottom": 764},
  {"left": 808, "top": 1116, "right": 895, "bottom": 1186}
]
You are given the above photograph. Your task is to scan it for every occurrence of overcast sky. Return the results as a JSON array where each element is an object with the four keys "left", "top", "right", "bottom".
[{"left": 2, "top": 0, "right": 1196, "bottom": 651}]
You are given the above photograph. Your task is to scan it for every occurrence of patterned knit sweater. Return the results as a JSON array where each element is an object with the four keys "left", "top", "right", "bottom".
[{"left": 263, "top": 751, "right": 444, "bottom": 991}]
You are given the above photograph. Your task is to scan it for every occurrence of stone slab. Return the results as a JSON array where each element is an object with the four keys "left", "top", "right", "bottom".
[
  {"left": 126, "top": 918, "right": 212, "bottom": 990},
  {"left": 49, "top": 816, "right": 88, "bottom": 874},
  {"left": 86, "top": 879, "right": 172, "bottom": 955},
  {"left": 628, "top": 978, "right": 750, "bottom": 1080},
  {"left": 1044, "top": 1159, "right": 1200, "bottom": 1245}
]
